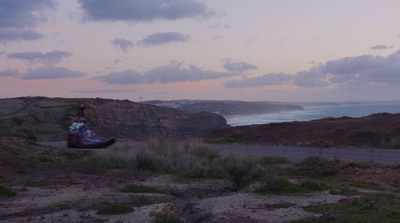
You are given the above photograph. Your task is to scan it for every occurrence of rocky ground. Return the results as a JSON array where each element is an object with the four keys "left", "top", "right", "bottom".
[{"left": 1, "top": 137, "right": 400, "bottom": 222}]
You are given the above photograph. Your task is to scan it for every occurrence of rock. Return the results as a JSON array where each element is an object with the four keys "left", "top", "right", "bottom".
[{"left": 85, "top": 98, "right": 229, "bottom": 138}]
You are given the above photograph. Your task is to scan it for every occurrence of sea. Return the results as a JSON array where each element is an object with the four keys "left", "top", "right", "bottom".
[{"left": 226, "top": 101, "right": 400, "bottom": 126}]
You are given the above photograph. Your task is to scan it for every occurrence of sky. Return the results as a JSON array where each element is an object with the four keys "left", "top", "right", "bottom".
[{"left": 1, "top": 0, "right": 400, "bottom": 102}]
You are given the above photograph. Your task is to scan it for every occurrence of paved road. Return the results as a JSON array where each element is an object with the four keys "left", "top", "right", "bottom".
[
  {"left": 0, "top": 103, "right": 38, "bottom": 120},
  {"left": 40, "top": 141, "right": 400, "bottom": 165}
]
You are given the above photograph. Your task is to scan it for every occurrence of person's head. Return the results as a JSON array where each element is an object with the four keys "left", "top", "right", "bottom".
[{"left": 78, "top": 104, "right": 85, "bottom": 110}]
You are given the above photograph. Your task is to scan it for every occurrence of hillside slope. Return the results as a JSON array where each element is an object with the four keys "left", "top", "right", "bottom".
[{"left": 202, "top": 113, "right": 400, "bottom": 148}]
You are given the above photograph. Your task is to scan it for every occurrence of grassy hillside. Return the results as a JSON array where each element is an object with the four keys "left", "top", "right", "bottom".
[{"left": 0, "top": 97, "right": 90, "bottom": 141}]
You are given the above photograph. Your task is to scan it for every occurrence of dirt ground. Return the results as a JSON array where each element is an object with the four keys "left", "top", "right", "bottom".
[{"left": 1, "top": 138, "right": 400, "bottom": 223}]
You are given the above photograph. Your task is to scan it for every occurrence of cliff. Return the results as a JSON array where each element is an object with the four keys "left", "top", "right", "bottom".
[
  {"left": 85, "top": 98, "right": 229, "bottom": 139},
  {"left": 144, "top": 100, "right": 304, "bottom": 116},
  {"left": 0, "top": 97, "right": 229, "bottom": 141}
]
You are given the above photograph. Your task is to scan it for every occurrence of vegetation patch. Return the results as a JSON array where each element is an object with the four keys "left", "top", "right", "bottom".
[
  {"left": 56, "top": 204, "right": 70, "bottom": 210},
  {"left": 255, "top": 176, "right": 328, "bottom": 194},
  {"left": 85, "top": 140, "right": 283, "bottom": 188},
  {"left": 347, "top": 161, "right": 382, "bottom": 170},
  {"left": 349, "top": 181, "right": 384, "bottom": 191},
  {"left": 96, "top": 204, "right": 134, "bottom": 215},
  {"left": 351, "top": 131, "right": 381, "bottom": 146},
  {"left": 120, "top": 184, "right": 158, "bottom": 193},
  {"left": 151, "top": 208, "right": 184, "bottom": 223},
  {"left": 303, "top": 193, "right": 400, "bottom": 223},
  {"left": 294, "top": 156, "right": 342, "bottom": 178},
  {"left": 204, "top": 132, "right": 244, "bottom": 144},
  {"left": 0, "top": 185, "right": 17, "bottom": 197},
  {"left": 24, "top": 181, "right": 49, "bottom": 187},
  {"left": 260, "top": 156, "right": 291, "bottom": 165}
]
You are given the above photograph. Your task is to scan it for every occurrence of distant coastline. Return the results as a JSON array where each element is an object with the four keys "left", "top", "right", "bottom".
[{"left": 227, "top": 101, "right": 400, "bottom": 126}]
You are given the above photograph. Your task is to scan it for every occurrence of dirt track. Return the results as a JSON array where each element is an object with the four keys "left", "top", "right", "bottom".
[{"left": 0, "top": 103, "right": 37, "bottom": 120}]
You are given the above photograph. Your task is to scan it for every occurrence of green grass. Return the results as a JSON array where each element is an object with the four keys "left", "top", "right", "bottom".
[
  {"left": 294, "top": 156, "right": 342, "bottom": 178},
  {"left": 151, "top": 209, "right": 184, "bottom": 223},
  {"left": 255, "top": 176, "right": 329, "bottom": 194},
  {"left": 56, "top": 204, "right": 70, "bottom": 210},
  {"left": 204, "top": 132, "right": 244, "bottom": 144},
  {"left": 96, "top": 204, "right": 134, "bottom": 215},
  {"left": 24, "top": 181, "right": 49, "bottom": 187},
  {"left": 0, "top": 185, "right": 17, "bottom": 197},
  {"left": 303, "top": 193, "right": 400, "bottom": 223}
]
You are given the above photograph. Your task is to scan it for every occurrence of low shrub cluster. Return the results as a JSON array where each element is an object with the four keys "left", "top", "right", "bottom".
[
  {"left": 293, "top": 156, "right": 342, "bottom": 178},
  {"left": 0, "top": 185, "right": 17, "bottom": 197},
  {"left": 96, "top": 204, "right": 134, "bottom": 215},
  {"left": 304, "top": 193, "right": 400, "bottom": 222},
  {"left": 84, "top": 139, "right": 290, "bottom": 188},
  {"left": 255, "top": 176, "right": 328, "bottom": 194},
  {"left": 204, "top": 132, "right": 244, "bottom": 144}
]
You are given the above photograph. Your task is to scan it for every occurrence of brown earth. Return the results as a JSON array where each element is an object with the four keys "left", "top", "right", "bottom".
[
  {"left": 1, "top": 137, "right": 400, "bottom": 223},
  {"left": 203, "top": 113, "right": 400, "bottom": 148}
]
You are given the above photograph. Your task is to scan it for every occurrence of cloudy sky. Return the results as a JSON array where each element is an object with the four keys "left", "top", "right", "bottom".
[{"left": 1, "top": 0, "right": 400, "bottom": 102}]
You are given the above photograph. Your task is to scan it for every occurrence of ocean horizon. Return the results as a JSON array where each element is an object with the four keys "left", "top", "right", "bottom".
[{"left": 226, "top": 101, "right": 400, "bottom": 126}]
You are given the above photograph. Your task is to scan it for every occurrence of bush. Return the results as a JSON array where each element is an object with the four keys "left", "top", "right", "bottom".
[
  {"left": 255, "top": 176, "right": 328, "bottom": 194},
  {"left": 295, "top": 156, "right": 342, "bottom": 178},
  {"left": 0, "top": 185, "right": 17, "bottom": 197}
]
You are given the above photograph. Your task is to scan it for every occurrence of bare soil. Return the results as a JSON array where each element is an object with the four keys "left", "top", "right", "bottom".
[{"left": 1, "top": 137, "right": 400, "bottom": 223}]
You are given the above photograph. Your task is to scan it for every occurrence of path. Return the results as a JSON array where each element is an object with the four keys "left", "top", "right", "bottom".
[
  {"left": 40, "top": 141, "right": 400, "bottom": 165},
  {"left": 0, "top": 102, "right": 38, "bottom": 120}
]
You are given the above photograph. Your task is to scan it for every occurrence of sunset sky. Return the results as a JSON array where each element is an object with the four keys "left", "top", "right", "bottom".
[{"left": 1, "top": 0, "right": 400, "bottom": 102}]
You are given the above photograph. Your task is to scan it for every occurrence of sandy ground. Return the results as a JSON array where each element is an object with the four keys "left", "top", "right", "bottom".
[{"left": 4, "top": 163, "right": 390, "bottom": 223}]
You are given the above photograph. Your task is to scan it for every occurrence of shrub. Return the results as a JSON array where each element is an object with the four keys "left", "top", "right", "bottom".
[
  {"left": 218, "top": 155, "right": 261, "bottom": 187},
  {"left": 255, "top": 175, "right": 297, "bottom": 194},
  {"left": 256, "top": 176, "right": 328, "bottom": 195},
  {"left": 135, "top": 150, "right": 155, "bottom": 171},
  {"left": 295, "top": 156, "right": 342, "bottom": 178},
  {"left": 0, "top": 185, "right": 17, "bottom": 197}
]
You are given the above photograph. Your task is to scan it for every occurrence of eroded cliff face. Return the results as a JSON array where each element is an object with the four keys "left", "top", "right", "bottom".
[{"left": 85, "top": 98, "right": 229, "bottom": 138}]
